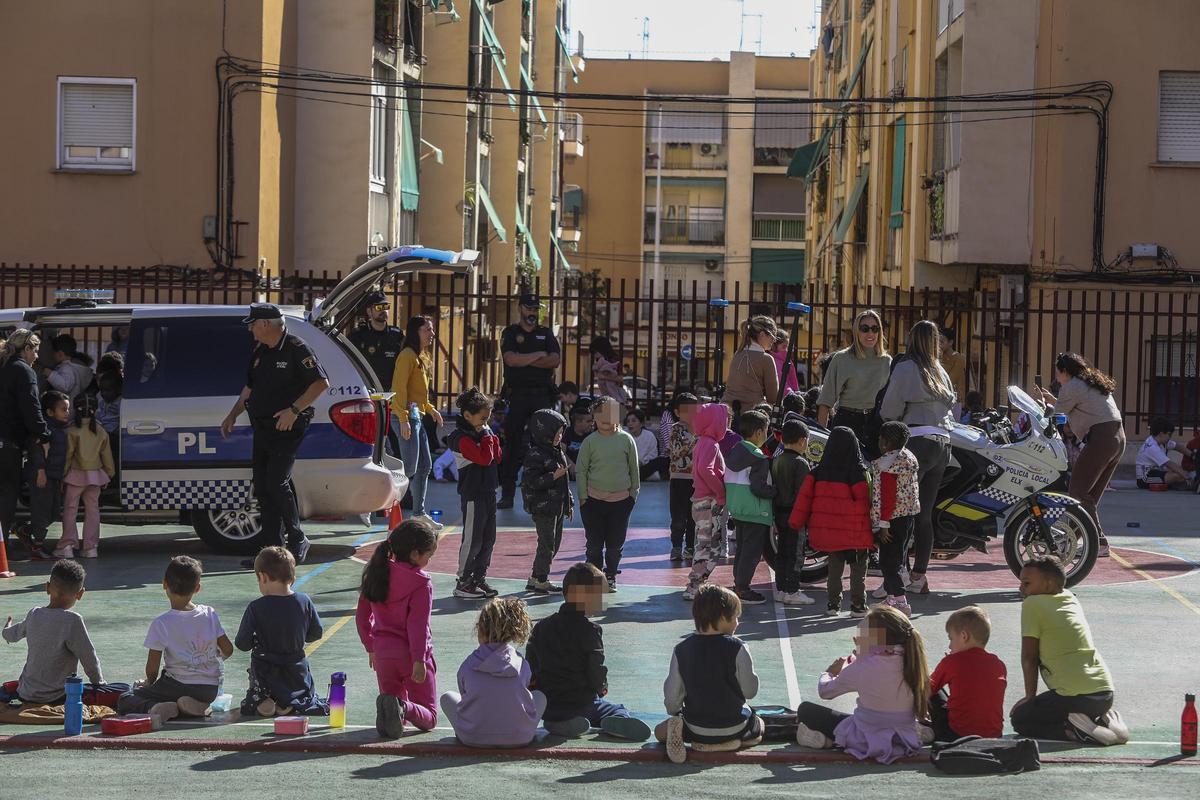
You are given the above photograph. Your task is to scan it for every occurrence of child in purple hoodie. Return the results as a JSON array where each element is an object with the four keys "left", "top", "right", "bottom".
[
  {"left": 356, "top": 519, "right": 439, "bottom": 738},
  {"left": 440, "top": 598, "right": 544, "bottom": 748}
]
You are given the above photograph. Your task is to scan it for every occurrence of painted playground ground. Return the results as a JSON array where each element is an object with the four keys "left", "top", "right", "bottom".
[{"left": 1, "top": 480, "right": 1198, "bottom": 796}]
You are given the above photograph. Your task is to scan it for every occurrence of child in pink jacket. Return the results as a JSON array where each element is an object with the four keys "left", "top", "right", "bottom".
[{"left": 684, "top": 404, "right": 731, "bottom": 600}]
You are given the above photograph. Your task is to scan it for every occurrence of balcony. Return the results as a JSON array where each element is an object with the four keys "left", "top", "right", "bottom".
[
  {"left": 646, "top": 142, "right": 727, "bottom": 171},
  {"left": 752, "top": 213, "right": 806, "bottom": 242},
  {"left": 937, "top": 0, "right": 964, "bottom": 33},
  {"left": 563, "top": 113, "right": 584, "bottom": 158},
  {"left": 644, "top": 210, "right": 725, "bottom": 246},
  {"left": 560, "top": 184, "right": 582, "bottom": 242}
]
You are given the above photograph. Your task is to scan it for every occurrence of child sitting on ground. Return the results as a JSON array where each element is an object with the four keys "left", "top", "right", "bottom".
[
  {"left": 1135, "top": 416, "right": 1190, "bottom": 490},
  {"left": 869, "top": 421, "right": 921, "bottom": 618},
  {"left": 356, "top": 520, "right": 440, "bottom": 737},
  {"left": 724, "top": 411, "right": 777, "bottom": 605},
  {"left": 18, "top": 391, "right": 70, "bottom": 560},
  {"left": 795, "top": 604, "right": 931, "bottom": 763},
  {"left": 521, "top": 409, "right": 573, "bottom": 594},
  {"left": 789, "top": 426, "right": 873, "bottom": 617},
  {"left": 626, "top": 408, "right": 667, "bottom": 481},
  {"left": 657, "top": 584, "right": 762, "bottom": 763},
  {"left": 440, "top": 597, "right": 545, "bottom": 748},
  {"left": 118, "top": 556, "right": 233, "bottom": 722},
  {"left": 926, "top": 605, "right": 1007, "bottom": 741},
  {"left": 667, "top": 393, "right": 699, "bottom": 562},
  {"left": 446, "top": 387, "right": 502, "bottom": 599},
  {"left": 1011, "top": 556, "right": 1128, "bottom": 745},
  {"left": 685, "top": 403, "right": 731, "bottom": 600},
  {"left": 235, "top": 546, "right": 328, "bottom": 717},
  {"left": 770, "top": 419, "right": 814, "bottom": 605},
  {"left": 3, "top": 560, "right": 104, "bottom": 703},
  {"left": 527, "top": 562, "right": 651, "bottom": 741}
]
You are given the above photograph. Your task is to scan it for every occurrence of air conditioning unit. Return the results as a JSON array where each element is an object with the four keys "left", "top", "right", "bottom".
[
  {"left": 699, "top": 143, "right": 722, "bottom": 157},
  {"left": 704, "top": 259, "right": 722, "bottom": 272}
]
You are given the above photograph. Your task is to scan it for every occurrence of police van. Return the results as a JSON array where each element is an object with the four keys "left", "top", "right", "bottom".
[{"left": 1, "top": 247, "right": 477, "bottom": 554}]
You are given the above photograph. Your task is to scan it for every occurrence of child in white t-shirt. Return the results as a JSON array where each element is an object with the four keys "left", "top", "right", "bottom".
[
  {"left": 1135, "top": 417, "right": 1190, "bottom": 490},
  {"left": 117, "top": 556, "right": 233, "bottom": 723}
]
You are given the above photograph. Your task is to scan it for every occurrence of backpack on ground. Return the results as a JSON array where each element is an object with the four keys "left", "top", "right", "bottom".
[
  {"left": 930, "top": 735, "right": 1041, "bottom": 774},
  {"left": 752, "top": 705, "right": 798, "bottom": 741}
]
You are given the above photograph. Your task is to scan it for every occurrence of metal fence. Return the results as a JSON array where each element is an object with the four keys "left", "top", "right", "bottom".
[{"left": 2, "top": 262, "right": 1197, "bottom": 435}]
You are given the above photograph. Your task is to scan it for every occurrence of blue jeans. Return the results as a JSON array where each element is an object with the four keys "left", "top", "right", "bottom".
[
  {"left": 399, "top": 414, "right": 432, "bottom": 516},
  {"left": 545, "top": 696, "right": 631, "bottom": 726}
]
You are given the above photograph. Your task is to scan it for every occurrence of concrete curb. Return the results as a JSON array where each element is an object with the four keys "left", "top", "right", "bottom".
[{"left": 0, "top": 732, "right": 1194, "bottom": 768}]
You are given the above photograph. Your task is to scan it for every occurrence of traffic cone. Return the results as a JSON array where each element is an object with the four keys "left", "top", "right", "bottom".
[
  {"left": 386, "top": 501, "right": 404, "bottom": 530},
  {"left": 0, "top": 532, "right": 16, "bottom": 579}
]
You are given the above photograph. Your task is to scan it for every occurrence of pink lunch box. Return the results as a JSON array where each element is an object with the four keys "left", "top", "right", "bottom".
[{"left": 274, "top": 716, "right": 309, "bottom": 735}]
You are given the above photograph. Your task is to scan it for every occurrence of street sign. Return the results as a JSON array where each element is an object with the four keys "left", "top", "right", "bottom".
[{"left": 681, "top": 343, "right": 694, "bottom": 361}]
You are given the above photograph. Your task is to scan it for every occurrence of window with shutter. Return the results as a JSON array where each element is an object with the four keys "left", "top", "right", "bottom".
[
  {"left": 1158, "top": 72, "right": 1200, "bottom": 163},
  {"left": 57, "top": 78, "right": 136, "bottom": 170}
]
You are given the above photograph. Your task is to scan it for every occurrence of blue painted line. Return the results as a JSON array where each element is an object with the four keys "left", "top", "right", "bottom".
[
  {"left": 1143, "top": 537, "right": 1200, "bottom": 569},
  {"left": 294, "top": 530, "right": 380, "bottom": 590}
]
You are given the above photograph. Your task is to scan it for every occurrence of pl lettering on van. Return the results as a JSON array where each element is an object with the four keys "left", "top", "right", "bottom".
[{"left": 178, "top": 432, "right": 218, "bottom": 455}]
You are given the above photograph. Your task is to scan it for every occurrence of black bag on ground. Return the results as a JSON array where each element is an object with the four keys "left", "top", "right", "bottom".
[
  {"left": 752, "top": 705, "right": 797, "bottom": 741},
  {"left": 931, "top": 736, "right": 1041, "bottom": 774}
]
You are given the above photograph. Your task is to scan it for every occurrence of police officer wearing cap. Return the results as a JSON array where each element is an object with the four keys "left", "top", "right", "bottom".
[
  {"left": 220, "top": 303, "right": 329, "bottom": 564},
  {"left": 348, "top": 290, "right": 405, "bottom": 454},
  {"left": 497, "top": 293, "right": 560, "bottom": 508}
]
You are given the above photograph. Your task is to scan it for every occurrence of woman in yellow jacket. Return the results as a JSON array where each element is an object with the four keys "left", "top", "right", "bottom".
[{"left": 391, "top": 315, "right": 444, "bottom": 528}]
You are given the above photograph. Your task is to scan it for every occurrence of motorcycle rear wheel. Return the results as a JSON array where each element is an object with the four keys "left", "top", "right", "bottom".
[{"left": 1003, "top": 504, "right": 1099, "bottom": 588}]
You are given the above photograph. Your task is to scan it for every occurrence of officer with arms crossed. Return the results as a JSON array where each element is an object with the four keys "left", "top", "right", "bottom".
[
  {"left": 497, "top": 293, "right": 561, "bottom": 509},
  {"left": 221, "top": 303, "right": 330, "bottom": 566},
  {"left": 348, "top": 290, "right": 405, "bottom": 455}
]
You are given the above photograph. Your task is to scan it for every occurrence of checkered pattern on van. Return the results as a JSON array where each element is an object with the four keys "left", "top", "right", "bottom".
[{"left": 121, "top": 480, "right": 253, "bottom": 511}]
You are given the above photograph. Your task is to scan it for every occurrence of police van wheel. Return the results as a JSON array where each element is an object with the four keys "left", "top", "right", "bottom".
[{"left": 192, "top": 505, "right": 271, "bottom": 555}]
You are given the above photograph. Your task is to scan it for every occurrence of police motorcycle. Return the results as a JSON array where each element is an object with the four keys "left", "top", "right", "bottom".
[{"left": 795, "top": 386, "right": 1098, "bottom": 588}]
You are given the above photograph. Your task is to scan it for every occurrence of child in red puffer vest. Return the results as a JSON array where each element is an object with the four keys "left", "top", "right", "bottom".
[{"left": 789, "top": 426, "right": 873, "bottom": 618}]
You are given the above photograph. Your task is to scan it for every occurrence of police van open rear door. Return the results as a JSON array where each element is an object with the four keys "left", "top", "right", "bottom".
[{"left": 120, "top": 311, "right": 258, "bottom": 543}]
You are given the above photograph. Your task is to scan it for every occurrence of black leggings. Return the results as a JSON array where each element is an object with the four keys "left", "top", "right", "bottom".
[
  {"left": 929, "top": 689, "right": 961, "bottom": 743},
  {"left": 878, "top": 515, "right": 916, "bottom": 597},
  {"left": 669, "top": 478, "right": 696, "bottom": 549},
  {"left": 581, "top": 495, "right": 635, "bottom": 578},
  {"left": 1010, "top": 690, "right": 1113, "bottom": 741},
  {"left": 796, "top": 701, "right": 850, "bottom": 739},
  {"left": 907, "top": 436, "right": 951, "bottom": 574}
]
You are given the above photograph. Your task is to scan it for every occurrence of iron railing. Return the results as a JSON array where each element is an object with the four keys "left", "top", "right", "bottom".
[{"left": 752, "top": 213, "right": 806, "bottom": 242}]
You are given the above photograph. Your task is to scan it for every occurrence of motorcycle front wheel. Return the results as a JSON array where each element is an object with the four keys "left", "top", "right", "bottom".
[{"left": 1003, "top": 504, "right": 1099, "bottom": 588}]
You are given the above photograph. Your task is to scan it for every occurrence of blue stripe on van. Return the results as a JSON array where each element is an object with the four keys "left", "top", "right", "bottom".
[{"left": 122, "top": 423, "right": 372, "bottom": 466}]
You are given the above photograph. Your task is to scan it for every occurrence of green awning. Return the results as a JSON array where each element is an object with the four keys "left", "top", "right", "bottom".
[
  {"left": 751, "top": 248, "right": 805, "bottom": 284},
  {"left": 400, "top": 99, "right": 419, "bottom": 212},
  {"left": 519, "top": 63, "right": 548, "bottom": 126},
  {"left": 832, "top": 36, "right": 874, "bottom": 110},
  {"left": 834, "top": 172, "right": 869, "bottom": 244},
  {"left": 474, "top": 0, "right": 516, "bottom": 108},
  {"left": 556, "top": 26, "right": 579, "bottom": 83},
  {"left": 552, "top": 235, "right": 573, "bottom": 272},
  {"left": 889, "top": 116, "right": 907, "bottom": 229},
  {"left": 475, "top": 183, "right": 507, "bottom": 242},
  {"left": 515, "top": 206, "right": 542, "bottom": 270},
  {"left": 788, "top": 36, "right": 872, "bottom": 181}
]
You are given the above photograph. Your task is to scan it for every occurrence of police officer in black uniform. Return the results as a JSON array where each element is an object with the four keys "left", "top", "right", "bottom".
[
  {"left": 221, "top": 304, "right": 329, "bottom": 565},
  {"left": 348, "top": 290, "right": 405, "bottom": 455},
  {"left": 497, "top": 293, "right": 560, "bottom": 508}
]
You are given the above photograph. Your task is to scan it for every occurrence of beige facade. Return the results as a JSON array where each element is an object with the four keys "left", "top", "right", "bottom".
[{"left": 1, "top": 0, "right": 572, "bottom": 285}]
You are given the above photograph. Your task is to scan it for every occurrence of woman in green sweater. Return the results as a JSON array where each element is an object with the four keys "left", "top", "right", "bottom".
[
  {"left": 575, "top": 397, "right": 641, "bottom": 593},
  {"left": 816, "top": 309, "right": 891, "bottom": 445}
]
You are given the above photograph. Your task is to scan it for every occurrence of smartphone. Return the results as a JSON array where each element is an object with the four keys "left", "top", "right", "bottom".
[{"left": 1034, "top": 373, "right": 1043, "bottom": 388}]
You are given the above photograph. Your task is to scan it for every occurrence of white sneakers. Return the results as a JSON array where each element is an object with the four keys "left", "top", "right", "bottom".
[
  {"left": 665, "top": 715, "right": 687, "bottom": 764},
  {"left": 412, "top": 513, "right": 444, "bottom": 530},
  {"left": 884, "top": 595, "right": 913, "bottom": 618},
  {"left": 1068, "top": 709, "right": 1131, "bottom": 746},
  {"left": 795, "top": 722, "right": 833, "bottom": 749},
  {"left": 780, "top": 591, "right": 815, "bottom": 606},
  {"left": 872, "top": 567, "right": 911, "bottom": 598}
]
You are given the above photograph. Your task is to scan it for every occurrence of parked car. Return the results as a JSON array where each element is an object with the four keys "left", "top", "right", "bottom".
[{"left": 1, "top": 246, "right": 478, "bottom": 554}]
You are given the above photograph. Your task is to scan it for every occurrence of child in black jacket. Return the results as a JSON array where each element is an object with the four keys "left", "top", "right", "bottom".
[
  {"left": 521, "top": 409, "right": 573, "bottom": 594},
  {"left": 445, "top": 388, "right": 502, "bottom": 600},
  {"left": 19, "top": 391, "right": 70, "bottom": 559}
]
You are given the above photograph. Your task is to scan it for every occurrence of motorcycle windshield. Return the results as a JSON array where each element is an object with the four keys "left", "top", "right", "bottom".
[{"left": 1008, "top": 385, "right": 1048, "bottom": 426}]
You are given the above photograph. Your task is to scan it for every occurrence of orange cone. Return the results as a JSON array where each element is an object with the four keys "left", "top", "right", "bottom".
[
  {"left": 386, "top": 501, "right": 404, "bottom": 530},
  {"left": 0, "top": 532, "right": 16, "bottom": 579}
]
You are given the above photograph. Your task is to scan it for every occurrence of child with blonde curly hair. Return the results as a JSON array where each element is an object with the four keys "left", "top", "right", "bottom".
[{"left": 439, "top": 597, "right": 545, "bottom": 747}]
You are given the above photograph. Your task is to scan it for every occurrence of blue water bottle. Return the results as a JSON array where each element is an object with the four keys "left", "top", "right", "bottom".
[
  {"left": 409, "top": 402, "right": 421, "bottom": 426},
  {"left": 64, "top": 675, "right": 84, "bottom": 735}
]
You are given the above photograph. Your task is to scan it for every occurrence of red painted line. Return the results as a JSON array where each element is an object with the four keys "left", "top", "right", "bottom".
[{"left": 0, "top": 732, "right": 1194, "bottom": 768}]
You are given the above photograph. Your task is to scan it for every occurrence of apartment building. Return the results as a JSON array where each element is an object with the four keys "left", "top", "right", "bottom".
[
  {"left": 0, "top": 0, "right": 574, "bottom": 287},
  {"left": 562, "top": 53, "right": 809, "bottom": 384}
]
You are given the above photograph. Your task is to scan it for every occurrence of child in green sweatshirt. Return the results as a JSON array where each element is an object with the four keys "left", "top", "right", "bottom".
[{"left": 575, "top": 397, "right": 641, "bottom": 592}]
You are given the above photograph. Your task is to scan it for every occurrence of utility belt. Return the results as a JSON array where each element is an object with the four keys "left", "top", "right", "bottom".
[
  {"left": 250, "top": 409, "right": 313, "bottom": 427},
  {"left": 833, "top": 407, "right": 873, "bottom": 417}
]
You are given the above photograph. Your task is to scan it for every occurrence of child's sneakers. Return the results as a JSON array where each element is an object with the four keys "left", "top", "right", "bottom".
[
  {"left": 795, "top": 721, "right": 833, "bottom": 749},
  {"left": 681, "top": 547, "right": 694, "bottom": 561},
  {"left": 736, "top": 588, "right": 766, "bottom": 605},
  {"left": 1066, "top": 712, "right": 1121, "bottom": 746},
  {"left": 605, "top": 577, "right": 617, "bottom": 593},
  {"left": 664, "top": 715, "right": 687, "bottom": 764},
  {"left": 781, "top": 591, "right": 815, "bottom": 606},
  {"left": 600, "top": 715, "right": 652, "bottom": 741},
  {"left": 545, "top": 716, "right": 591, "bottom": 738},
  {"left": 376, "top": 693, "right": 406, "bottom": 739},
  {"left": 825, "top": 603, "right": 841, "bottom": 616},
  {"left": 475, "top": 580, "right": 500, "bottom": 598},
  {"left": 79, "top": 548, "right": 98, "bottom": 559},
  {"left": 149, "top": 702, "right": 178, "bottom": 726},
  {"left": 52, "top": 544, "right": 74, "bottom": 560},
  {"left": 884, "top": 595, "right": 912, "bottom": 618},
  {"left": 682, "top": 585, "right": 698, "bottom": 601},
  {"left": 176, "top": 696, "right": 212, "bottom": 717},
  {"left": 525, "top": 577, "right": 562, "bottom": 594},
  {"left": 849, "top": 605, "right": 869, "bottom": 619},
  {"left": 257, "top": 698, "right": 277, "bottom": 717},
  {"left": 669, "top": 547, "right": 683, "bottom": 562},
  {"left": 454, "top": 580, "right": 486, "bottom": 599}
]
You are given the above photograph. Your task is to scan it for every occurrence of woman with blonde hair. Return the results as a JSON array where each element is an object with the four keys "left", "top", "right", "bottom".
[
  {"left": 816, "top": 310, "right": 891, "bottom": 443},
  {"left": 723, "top": 315, "right": 781, "bottom": 414},
  {"left": 0, "top": 329, "right": 52, "bottom": 549},
  {"left": 879, "top": 320, "right": 957, "bottom": 595}
]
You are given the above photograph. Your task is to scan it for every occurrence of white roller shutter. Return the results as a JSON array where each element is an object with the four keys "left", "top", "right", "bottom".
[
  {"left": 1159, "top": 72, "right": 1200, "bottom": 162},
  {"left": 62, "top": 82, "right": 134, "bottom": 148}
]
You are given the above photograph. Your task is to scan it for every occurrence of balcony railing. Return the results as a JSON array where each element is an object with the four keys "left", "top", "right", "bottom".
[
  {"left": 752, "top": 213, "right": 806, "bottom": 242},
  {"left": 646, "top": 143, "right": 727, "bottom": 171},
  {"left": 644, "top": 211, "right": 726, "bottom": 246},
  {"left": 375, "top": 0, "right": 401, "bottom": 48},
  {"left": 563, "top": 113, "right": 583, "bottom": 145},
  {"left": 754, "top": 146, "right": 799, "bottom": 167}
]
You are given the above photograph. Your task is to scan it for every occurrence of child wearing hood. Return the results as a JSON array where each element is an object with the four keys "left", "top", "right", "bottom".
[
  {"left": 521, "top": 408, "right": 573, "bottom": 594},
  {"left": 684, "top": 403, "right": 732, "bottom": 600},
  {"left": 440, "top": 598, "right": 545, "bottom": 748},
  {"left": 789, "top": 426, "right": 873, "bottom": 617}
]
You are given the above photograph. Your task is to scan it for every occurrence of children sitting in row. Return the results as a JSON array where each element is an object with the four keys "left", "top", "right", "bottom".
[{"left": 929, "top": 605, "right": 1007, "bottom": 741}]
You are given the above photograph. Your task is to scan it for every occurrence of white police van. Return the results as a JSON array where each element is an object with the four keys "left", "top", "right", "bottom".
[{"left": 1, "top": 247, "right": 477, "bottom": 553}]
